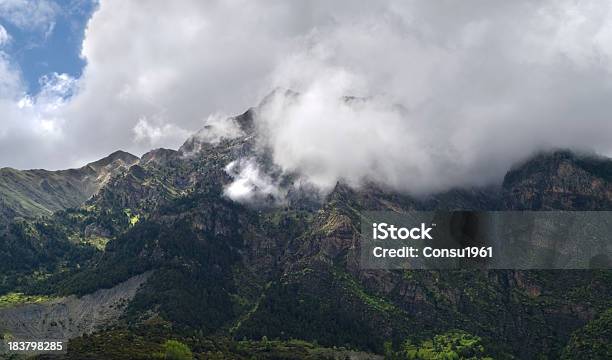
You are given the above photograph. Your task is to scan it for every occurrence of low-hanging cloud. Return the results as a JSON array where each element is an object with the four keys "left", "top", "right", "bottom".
[
  {"left": 252, "top": 0, "right": 612, "bottom": 194},
  {"left": 223, "top": 158, "right": 286, "bottom": 205},
  {"left": 0, "top": 0, "right": 611, "bottom": 195}
]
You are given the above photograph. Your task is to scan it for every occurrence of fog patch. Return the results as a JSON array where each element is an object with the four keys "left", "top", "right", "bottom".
[{"left": 223, "top": 158, "right": 286, "bottom": 206}]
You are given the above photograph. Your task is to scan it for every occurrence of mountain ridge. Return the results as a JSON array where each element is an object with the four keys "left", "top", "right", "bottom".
[{"left": 0, "top": 150, "right": 139, "bottom": 225}]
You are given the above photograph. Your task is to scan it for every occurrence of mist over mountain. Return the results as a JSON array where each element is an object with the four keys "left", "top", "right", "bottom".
[
  {"left": 176, "top": 90, "right": 612, "bottom": 202},
  {"left": 2, "top": 1, "right": 612, "bottom": 182}
]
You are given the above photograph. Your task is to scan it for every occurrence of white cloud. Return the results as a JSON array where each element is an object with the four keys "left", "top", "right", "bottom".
[
  {"left": 0, "top": 51, "right": 20, "bottom": 95},
  {"left": 0, "top": 24, "right": 9, "bottom": 46},
  {"left": 251, "top": 0, "right": 612, "bottom": 194},
  {"left": 192, "top": 113, "right": 244, "bottom": 145},
  {"left": 133, "top": 116, "right": 190, "bottom": 148},
  {"left": 0, "top": 67, "right": 70, "bottom": 168},
  {"left": 0, "top": 0, "right": 612, "bottom": 194},
  {"left": 37, "top": 73, "right": 77, "bottom": 108},
  {"left": 224, "top": 158, "right": 285, "bottom": 205},
  {"left": 0, "top": 0, "right": 58, "bottom": 31}
]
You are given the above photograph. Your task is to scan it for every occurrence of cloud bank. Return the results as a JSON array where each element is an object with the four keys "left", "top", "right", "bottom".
[{"left": 0, "top": 0, "right": 612, "bottom": 195}]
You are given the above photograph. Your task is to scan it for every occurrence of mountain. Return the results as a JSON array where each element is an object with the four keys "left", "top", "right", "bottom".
[
  {"left": 0, "top": 107, "right": 610, "bottom": 359},
  {"left": 0, "top": 151, "right": 139, "bottom": 225}
]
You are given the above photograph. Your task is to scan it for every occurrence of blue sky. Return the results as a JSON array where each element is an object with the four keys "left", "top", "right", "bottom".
[{"left": 0, "top": 0, "right": 97, "bottom": 95}]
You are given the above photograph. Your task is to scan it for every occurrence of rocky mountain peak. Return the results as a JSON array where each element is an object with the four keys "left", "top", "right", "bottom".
[{"left": 86, "top": 150, "right": 139, "bottom": 171}]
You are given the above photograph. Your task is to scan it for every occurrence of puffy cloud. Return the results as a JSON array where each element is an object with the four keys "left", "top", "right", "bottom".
[
  {"left": 0, "top": 68, "right": 73, "bottom": 168},
  {"left": 252, "top": 0, "right": 612, "bottom": 194},
  {"left": 0, "top": 0, "right": 612, "bottom": 194},
  {"left": 246, "top": 0, "right": 612, "bottom": 194},
  {"left": 51, "top": 0, "right": 299, "bottom": 168}
]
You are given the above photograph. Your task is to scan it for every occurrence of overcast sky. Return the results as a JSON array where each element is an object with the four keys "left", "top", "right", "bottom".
[{"left": 1, "top": 0, "right": 612, "bottom": 193}]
